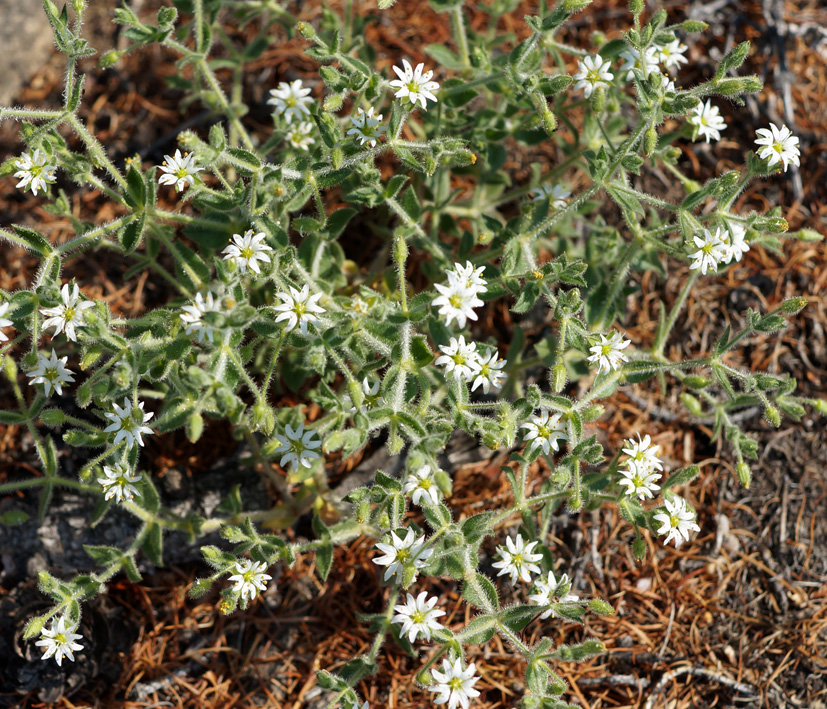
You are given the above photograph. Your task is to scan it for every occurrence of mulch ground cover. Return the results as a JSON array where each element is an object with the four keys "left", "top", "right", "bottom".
[{"left": 1, "top": 0, "right": 825, "bottom": 707}]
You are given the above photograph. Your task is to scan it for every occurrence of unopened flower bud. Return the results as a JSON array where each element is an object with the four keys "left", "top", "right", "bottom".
[
  {"left": 378, "top": 512, "right": 390, "bottom": 528},
  {"left": 719, "top": 171, "right": 741, "bottom": 189},
  {"left": 98, "top": 50, "right": 123, "bottom": 69},
  {"left": 780, "top": 297, "right": 807, "bottom": 315},
  {"left": 416, "top": 670, "right": 432, "bottom": 685},
  {"left": 564, "top": 0, "right": 592, "bottom": 11},
  {"left": 356, "top": 500, "right": 370, "bottom": 523},
  {"left": 324, "top": 94, "right": 344, "bottom": 113},
  {"left": 736, "top": 461, "right": 752, "bottom": 488},
  {"left": 588, "top": 598, "right": 615, "bottom": 615},
  {"left": 581, "top": 403, "right": 604, "bottom": 422},
  {"left": 765, "top": 405, "right": 781, "bottom": 428},
  {"left": 477, "top": 230, "right": 493, "bottom": 245},
  {"left": 663, "top": 146, "right": 682, "bottom": 163},
  {"left": 629, "top": 0, "right": 643, "bottom": 14},
  {"left": 644, "top": 126, "right": 658, "bottom": 156},
  {"left": 632, "top": 537, "right": 646, "bottom": 560},
  {"left": 683, "top": 375, "right": 710, "bottom": 389},
  {"left": 680, "top": 19, "right": 708, "bottom": 32},
  {"left": 542, "top": 109, "right": 557, "bottom": 135},
  {"left": 589, "top": 86, "right": 606, "bottom": 113},
  {"left": 186, "top": 413, "right": 204, "bottom": 442},
  {"left": 681, "top": 393, "right": 703, "bottom": 416},
  {"left": 434, "top": 469, "right": 452, "bottom": 496},
  {"left": 551, "top": 364, "right": 567, "bottom": 393},
  {"left": 812, "top": 399, "right": 827, "bottom": 416},
  {"left": 297, "top": 21, "right": 316, "bottom": 40},
  {"left": 482, "top": 433, "right": 500, "bottom": 449},
  {"left": 40, "top": 409, "right": 65, "bottom": 426}
]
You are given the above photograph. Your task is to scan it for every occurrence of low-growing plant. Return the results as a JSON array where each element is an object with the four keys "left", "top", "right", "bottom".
[{"left": 0, "top": 0, "right": 823, "bottom": 705}]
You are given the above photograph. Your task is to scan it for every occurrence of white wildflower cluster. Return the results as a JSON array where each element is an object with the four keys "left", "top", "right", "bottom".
[
  {"left": 435, "top": 336, "right": 506, "bottom": 394},
  {"left": 373, "top": 528, "right": 433, "bottom": 583},
  {"left": 431, "top": 261, "right": 487, "bottom": 330},
  {"left": 617, "top": 434, "right": 663, "bottom": 501},
  {"left": 689, "top": 225, "right": 751, "bottom": 275},
  {"left": 587, "top": 331, "right": 631, "bottom": 375}
]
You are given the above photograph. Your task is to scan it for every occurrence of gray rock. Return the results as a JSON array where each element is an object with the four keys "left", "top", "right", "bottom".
[{"left": 0, "top": 0, "right": 55, "bottom": 106}]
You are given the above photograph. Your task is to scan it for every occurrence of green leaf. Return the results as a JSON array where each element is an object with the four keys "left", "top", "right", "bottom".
[
  {"left": 461, "top": 511, "right": 494, "bottom": 544},
  {"left": 424, "top": 44, "right": 466, "bottom": 70},
  {"left": 11, "top": 225, "right": 53, "bottom": 256},
  {"left": 462, "top": 573, "right": 499, "bottom": 611},
  {"left": 316, "top": 542, "right": 333, "bottom": 582},
  {"left": 457, "top": 615, "right": 496, "bottom": 644},
  {"left": 661, "top": 464, "right": 700, "bottom": 491},
  {"left": 225, "top": 147, "right": 261, "bottom": 173},
  {"left": 142, "top": 523, "right": 163, "bottom": 566}
]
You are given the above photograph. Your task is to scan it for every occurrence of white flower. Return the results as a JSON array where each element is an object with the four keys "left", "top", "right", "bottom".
[
  {"left": 688, "top": 100, "right": 727, "bottom": 143},
  {"left": 350, "top": 702, "right": 369, "bottom": 709},
  {"left": 103, "top": 397, "right": 155, "bottom": 450},
  {"left": 373, "top": 528, "right": 433, "bottom": 583},
  {"left": 658, "top": 72, "right": 677, "bottom": 94},
  {"left": 619, "top": 46, "right": 659, "bottom": 80},
  {"left": 267, "top": 79, "right": 313, "bottom": 124},
  {"left": 520, "top": 410, "right": 567, "bottom": 456},
  {"left": 273, "top": 422, "right": 321, "bottom": 472},
  {"left": 572, "top": 54, "right": 614, "bottom": 98},
  {"left": 530, "top": 183, "right": 571, "bottom": 209},
  {"left": 35, "top": 616, "right": 84, "bottom": 667},
  {"left": 347, "top": 106, "right": 387, "bottom": 147},
  {"left": 14, "top": 149, "right": 57, "bottom": 196},
  {"left": 618, "top": 460, "right": 662, "bottom": 501},
  {"left": 469, "top": 349, "right": 506, "bottom": 394},
  {"left": 392, "top": 591, "right": 446, "bottom": 642},
  {"left": 432, "top": 262, "right": 487, "bottom": 329},
  {"left": 492, "top": 533, "right": 543, "bottom": 584},
  {"left": 621, "top": 433, "right": 663, "bottom": 473},
  {"left": 286, "top": 121, "right": 315, "bottom": 151},
  {"left": 656, "top": 39, "right": 688, "bottom": 71},
  {"left": 402, "top": 465, "right": 440, "bottom": 507},
  {"left": 221, "top": 230, "right": 272, "bottom": 275},
  {"left": 448, "top": 261, "right": 488, "bottom": 293},
  {"left": 389, "top": 59, "right": 440, "bottom": 110},
  {"left": 26, "top": 349, "right": 75, "bottom": 397},
  {"left": 228, "top": 559, "right": 272, "bottom": 601},
  {"left": 40, "top": 283, "right": 95, "bottom": 341},
  {"left": 273, "top": 285, "right": 325, "bottom": 335},
  {"left": 754, "top": 122, "right": 800, "bottom": 172},
  {"left": 529, "top": 570, "right": 579, "bottom": 619},
  {"left": 435, "top": 336, "right": 478, "bottom": 382},
  {"left": 0, "top": 302, "right": 13, "bottom": 342},
  {"left": 345, "top": 377, "right": 386, "bottom": 414},
  {"left": 653, "top": 496, "right": 701, "bottom": 548},
  {"left": 587, "top": 331, "right": 631, "bottom": 375},
  {"left": 157, "top": 149, "right": 202, "bottom": 191},
  {"left": 431, "top": 282, "right": 484, "bottom": 330},
  {"left": 97, "top": 462, "right": 142, "bottom": 503},
  {"left": 723, "top": 222, "right": 750, "bottom": 263},
  {"left": 429, "top": 658, "right": 480, "bottom": 709},
  {"left": 179, "top": 291, "right": 222, "bottom": 344},
  {"left": 688, "top": 227, "right": 729, "bottom": 275}
]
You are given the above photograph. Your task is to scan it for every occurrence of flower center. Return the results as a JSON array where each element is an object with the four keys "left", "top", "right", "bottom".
[
  {"left": 449, "top": 294, "right": 463, "bottom": 308},
  {"left": 286, "top": 96, "right": 297, "bottom": 107},
  {"left": 601, "top": 344, "right": 613, "bottom": 355},
  {"left": 452, "top": 354, "right": 465, "bottom": 366},
  {"left": 45, "top": 369, "right": 59, "bottom": 382},
  {"left": 31, "top": 164, "right": 43, "bottom": 177},
  {"left": 418, "top": 478, "right": 431, "bottom": 489},
  {"left": 55, "top": 632, "right": 67, "bottom": 644},
  {"left": 411, "top": 611, "right": 426, "bottom": 624},
  {"left": 407, "top": 80, "right": 420, "bottom": 94},
  {"left": 512, "top": 553, "right": 524, "bottom": 566},
  {"left": 448, "top": 677, "right": 464, "bottom": 691},
  {"left": 587, "top": 69, "right": 600, "bottom": 82},
  {"left": 396, "top": 548, "right": 411, "bottom": 563},
  {"left": 537, "top": 425, "right": 550, "bottom": 438},
  {"left": 294, "top": 303, "right": 306, "bottom": 316},
  {"left": 772, "top": 141, "right": 784, "bottom": 154},
  {"left": 64, "top": 306, "right": 76, "bottom": 321},
  {"left": 241, "top": 247, "right": 254, "bottom": 260}
]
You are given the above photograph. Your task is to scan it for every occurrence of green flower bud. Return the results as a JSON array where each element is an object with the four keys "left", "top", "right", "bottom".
[
  {"left": 589, "top": 85, "right": 606, "bottom": 113},
  {"left": 683, "top": 375, "right": 710, "bottom": 389},
  {"left": 581, "top": 404, "right": 604, "bottom": 422},
  {"left": 542, "top": 109, "right": 557, "bottom": 135},
  {"left": 186, "top": 413, "right": 204, "bottom": 443},
  {"left": 40, "top": 409, "right": 65, "bottom": 426},
  {"left": 632, "top": 536, "right": 647, "bottom": 560},
  {"left": 97, "top": 50, "right": 123, "bottom": 69},
  {"left": 323, "top": 93, "right": 344, "bottom": 113},
  {"left": 629, "top": 0, "right": 643, "bottom": 14},
  {"left": 477, "top": 231, "right": 493, "bottom": 245},
  {"left": 434, "top": 469, "right": 452, "bottom": 496},
  {"left": 765, "top": 405, "right": 781, "bottom": 428},
  {"left": 736, "top": 461, "right": 752, "bottom": 489},
  {"left": 680, "top": 393, "right": 703, "bottom": 416},
  {"left": 679, "top": 19, "right": 708, "bottom": 32},
  {"left": 663, "top": 146, "right": 682, "bottom": 163},
  {"left": 780, "top": 297, "right": 807, "bottom": 315},
  {"left": 189, "top": 578, "right": 213, "bottom": 599},
  {"left": 378, "top": 512, "right": 390, "bottom": 528},
  {"left": 812, "top": 399, "right": 827, "bottom": 416},
  {"left": 3, "top": 353, "right": 18, "bottom": 381},
  {"left": 356, "top": 500, "right": 370, "bottom": 524},
  {"left": 644, "top": 126, "right": 658, "bottom": 156},
  {"left": 416, "top": 670, "right": 432, "bottom": 685},
  {"left": 23, "top": 614, "right": 48, "bottom": 640},
  {"left": 789, "top": 228, "right": 823, "bottom": 242},
  {"left": 331, "top": 147, "right": 343, "bottom": 169},
  {"left": 719, "top": 170, "right": 741, "bottom": 189},
  {"left": 588, "top": 598, "right": 615, "bottom": 615},
  {"left": 564, "top": 0, "right": 592, "bottom": 11},
  {"left": 551, "top": 364, "right": 567, "bottom": 393},
  {"left": 297, "top": 21, "right": 316, "bottom": 40}
]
